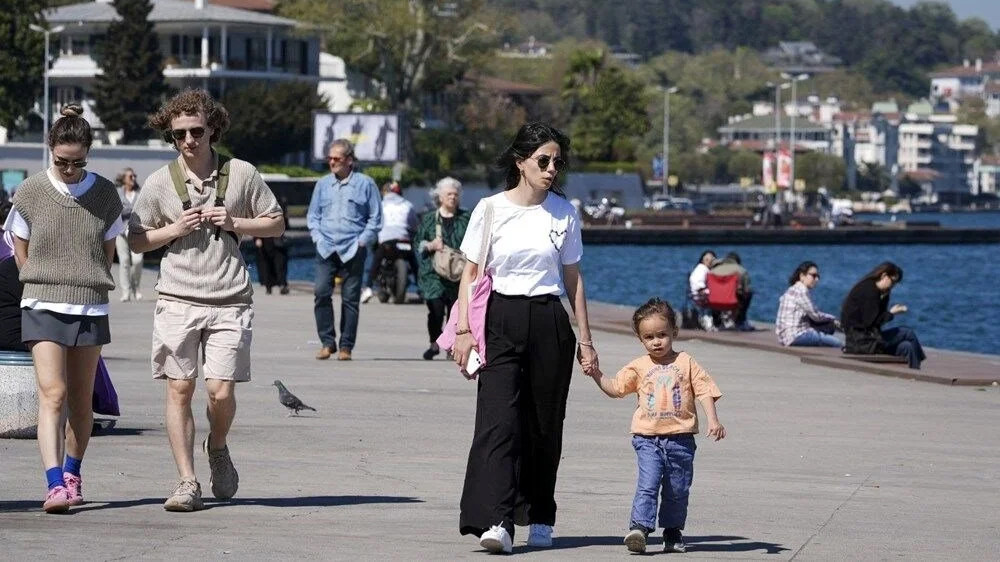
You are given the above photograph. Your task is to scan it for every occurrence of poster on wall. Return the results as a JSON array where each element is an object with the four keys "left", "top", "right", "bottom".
[{"left": 312, "top": 112, "right": 401, "bottom": 163}]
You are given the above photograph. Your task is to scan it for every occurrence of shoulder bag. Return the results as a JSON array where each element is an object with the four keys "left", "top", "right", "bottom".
[{"left": 431, "top": 212, "right": 467, "bottom": 282}]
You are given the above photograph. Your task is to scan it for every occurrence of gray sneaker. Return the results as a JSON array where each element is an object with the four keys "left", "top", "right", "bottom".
[
  {"left": 204, "top": 438, "right": 239, "bottom": 500},
  {"left": 164, "top": 479, "right": 204, "bottom": 512}
]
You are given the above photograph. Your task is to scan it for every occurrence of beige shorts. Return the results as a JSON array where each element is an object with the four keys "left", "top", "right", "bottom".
[{"left": 151, "top": 299, "right": 253, "bottom": 382}]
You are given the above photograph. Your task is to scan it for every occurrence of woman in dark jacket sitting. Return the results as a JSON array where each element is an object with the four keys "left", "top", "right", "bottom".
[{"left": 840, "top": 262, "right": 925, "bottom": 369}]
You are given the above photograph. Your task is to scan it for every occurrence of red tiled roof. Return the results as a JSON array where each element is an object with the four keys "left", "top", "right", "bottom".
[
  {"left": 903, "top": 169, "right": 940, "bottom": 181},
  {"left": 929, "top": 62, "right": 1000, "bottom": 78},
  {"left": 985, "top": 82, "right": 1000, "bottom": 94},
  {"left": 981, "top": 155, "right": 1000, "bottom": 166}
]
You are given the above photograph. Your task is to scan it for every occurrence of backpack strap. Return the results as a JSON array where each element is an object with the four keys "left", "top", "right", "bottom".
[{"left": 167, "top": 160, "right": 191, "bottom": 210}]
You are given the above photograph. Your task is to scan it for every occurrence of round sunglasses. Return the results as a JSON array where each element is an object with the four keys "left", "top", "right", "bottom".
[
  {"left": 532, "top": 154, "right": 567, "bottom": 172},
  {"left": 170, "top": 126, "right": 206, "bottom": 141}
]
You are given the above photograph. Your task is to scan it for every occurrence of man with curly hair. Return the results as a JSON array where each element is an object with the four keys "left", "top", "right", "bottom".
[{"left": 129, "top": 89, "right": 285, "bottom": 512}]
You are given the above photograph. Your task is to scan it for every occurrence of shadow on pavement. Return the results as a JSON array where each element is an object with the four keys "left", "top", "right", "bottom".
[
  {"left": 531, "top": 534, "right": 788, "bottom": 554},
  {"left": 0, "top": 495, "right": 423, "bottom": 513}
]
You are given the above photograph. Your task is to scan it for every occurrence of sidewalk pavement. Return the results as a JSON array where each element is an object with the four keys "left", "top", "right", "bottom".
[{"left": 1, "top": 268, "right": 998, "bottom": 560}]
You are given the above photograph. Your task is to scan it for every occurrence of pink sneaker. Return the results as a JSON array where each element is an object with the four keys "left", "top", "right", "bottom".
[
  {"left": 63, "top": 473, "right": 84, "bottom": 506},
  {"left": 43, "top": 486, "right": 71, "bottom": 513}
]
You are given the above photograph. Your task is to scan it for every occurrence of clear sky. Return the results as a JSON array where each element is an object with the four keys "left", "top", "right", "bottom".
[{"left": 889, "top": 0, "right": 1000, "bottom": 30}]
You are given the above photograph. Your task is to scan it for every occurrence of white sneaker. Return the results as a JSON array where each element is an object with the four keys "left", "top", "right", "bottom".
[
  {"left": 120, "top": 292, "right": 131, "bottom": 302},
  {"left": 360, "top": 287, "right": 374, "bottom": 304},
  {"left": 527, "top": 524, "right": 553, "bottom": 547},
  {"left": 133, "top": 291, "right": 142, "bottom": 301},
  {"left": 480, "top": 524, "right": 513, "bottom": 554}
]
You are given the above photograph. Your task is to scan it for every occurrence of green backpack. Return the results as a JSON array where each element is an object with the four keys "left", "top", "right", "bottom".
[{"left": 167, "top": 156, "right": 238, "bottom": 243}]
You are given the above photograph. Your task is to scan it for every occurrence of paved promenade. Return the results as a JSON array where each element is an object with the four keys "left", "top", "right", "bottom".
[{"left": 1, "top": 270, "right": 999, "bottom": 560}]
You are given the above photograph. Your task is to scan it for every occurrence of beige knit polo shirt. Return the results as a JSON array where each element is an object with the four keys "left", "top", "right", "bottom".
[{"left": 129, "top": 154, "right": 281, "bottom": 305}]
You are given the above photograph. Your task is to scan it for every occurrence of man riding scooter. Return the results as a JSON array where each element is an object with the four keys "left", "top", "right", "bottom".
[{"left": 362, "top": 182, "right": 419, "bottom": 304}]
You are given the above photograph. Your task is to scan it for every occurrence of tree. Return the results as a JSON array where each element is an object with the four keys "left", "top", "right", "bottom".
[
  {"left": 0, "top": 1, "right": 46, "bottom": 133},
  {"left": 279, "top": 0, "right": 506, "bottom": 111},
  {"left": 561, "top": 49, "right": 649, "bottom": 161},
  {"left": 221, "top": 82, "right": 328, "bottom": 164},
  {"left": 857, "top": 161, "right": 890, "bottom": 192},
  {"left": 727, "top": 150, "right": 760, "bottom": 183},
  {"left": 92, "top": 0, "right": 169, "bottom": 142},
  {"left": 795, "top": 151, "right": 846, "bottom": 192}
]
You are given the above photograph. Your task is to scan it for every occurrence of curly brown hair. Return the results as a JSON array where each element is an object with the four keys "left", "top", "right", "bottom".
[{"left": 147, "top": 88, "right": 230, "bottom": 145}]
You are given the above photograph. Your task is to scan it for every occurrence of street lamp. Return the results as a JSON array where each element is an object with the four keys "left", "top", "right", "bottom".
[
  {"left": 781, "top": 72, "right": 809, "bottom": 190},
  {"left": 29, "top": 23, "right": 66, "bottom": 169},
  {"left": 766, "top": 81, "right": 790, "bottom": 150},
  {"left": 663, "top": 86, "right": 678, "bottom": 196}
]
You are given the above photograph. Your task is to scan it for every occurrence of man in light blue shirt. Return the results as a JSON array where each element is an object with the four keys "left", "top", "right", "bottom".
[{"left": 307, "top": 139, "right": 382, "bottom": 360}]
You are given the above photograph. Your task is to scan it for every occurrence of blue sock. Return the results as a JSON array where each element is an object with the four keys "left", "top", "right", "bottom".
[
  {"left": 64, "top": 455, "right": 82, "bottom": 477},
  {"left": 45, "top": 467, "right": 65, "bottom": 490}
]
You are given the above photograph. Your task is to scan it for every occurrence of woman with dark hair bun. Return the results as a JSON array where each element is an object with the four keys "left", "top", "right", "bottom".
[
  {"left": 841, "top": 261, "right": 925, "bottom": 368},
  {"left": 452, "top": 122, "right": 598, "bottom": 553},
  {"left": 2, "top": 104, "right": 123, "bottom": 512},
  {"left": 775, "top": 261, "right": 841, "bottom": 347}
]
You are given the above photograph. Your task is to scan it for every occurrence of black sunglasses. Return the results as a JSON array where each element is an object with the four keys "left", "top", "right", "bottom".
[
  {"left": 533, "top": 154, "right": 567, "bottom": 172},
  {"left": 170, "top": 127, "right": 206, "bottom": 141},
  {"left": 53, "top": 158, "right": 87, "bottom": 169},
  {"left": 807, "top": 272, "right": 820, "bottom": 279}
]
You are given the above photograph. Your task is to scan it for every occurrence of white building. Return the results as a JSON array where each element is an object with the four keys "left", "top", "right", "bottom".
[
  {"left": 29, "top": 0, "right": 320, "bottom": 142},
  {"left": 929, "top": 57, "right": 1000, "bottom": 113}
]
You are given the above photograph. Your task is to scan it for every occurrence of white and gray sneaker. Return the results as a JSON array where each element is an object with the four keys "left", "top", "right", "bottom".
[
  {"left": 480, "top": 523, "right": 513, "bottom": 554},
  {"left": 360, "top": 287, "right": 374, "bottom": 303},
  {"left": 526, "top": 524, "right": 553, "bottom": 547}
]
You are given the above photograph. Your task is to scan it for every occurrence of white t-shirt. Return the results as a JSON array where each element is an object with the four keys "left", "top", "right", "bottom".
[
  {"left": 460, "top": 192, "right": 582, "bottom": 297},
  {"left": 689, "top": 263, "right": 710, "bottom": 295},
  {"left": 2, "top": 170, "right": 123, "bottom": 316}
]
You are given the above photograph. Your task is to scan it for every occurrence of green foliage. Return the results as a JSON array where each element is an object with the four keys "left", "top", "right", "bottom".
[
  {"left": 857, "top": 161, "right": 891, "bottom": 192},
  {"left": 956, "top": 98, "right": 1000, "bottom": 155},
  {"left": 221, "top": 82, "right": 328, "bottom": 165},
  {"left": 257, "top": 164, "right": 322, "bottom": 178},
  {"left": 92, "top": 0, "right": 169, "bottom": 143},
  {"left": 279, "top": 0, "right": 508, "bottom": 110},
  {"left": 361, "top": 165, "right": 427, "bottom": 188},
  {"left": 562, "top": 49, "right": 649, "bottom": 161},
  {"left": 575, "top": 161, "right": 641, "bottom": 174},
  {"left": 726, "top": 150, "right": 760, "bottom": 182},
  {"left": 795, "top": 152, "right": 846, "bottom": 192},
  {"left": 0, "top": 1, "right": 46, "bottom": 132}
]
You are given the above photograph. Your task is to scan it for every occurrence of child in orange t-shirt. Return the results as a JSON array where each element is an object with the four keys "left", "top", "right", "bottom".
[{"left": 588, "top": 297, "right": 726, "bottom": 554}]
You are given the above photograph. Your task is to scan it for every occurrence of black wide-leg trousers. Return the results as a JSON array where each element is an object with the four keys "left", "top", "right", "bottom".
[{"left": 459, "top": 292, "right": 577, "bottom": 538}]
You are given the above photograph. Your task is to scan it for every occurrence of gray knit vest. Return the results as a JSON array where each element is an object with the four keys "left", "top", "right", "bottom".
[{"left": 12, "top": 171, "right": 123, "bottom": 305}]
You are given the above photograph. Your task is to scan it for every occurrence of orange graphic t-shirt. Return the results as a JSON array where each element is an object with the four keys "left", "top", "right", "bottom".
[{"left": 603, "top": 352, "right": 722, "bottom": 436}]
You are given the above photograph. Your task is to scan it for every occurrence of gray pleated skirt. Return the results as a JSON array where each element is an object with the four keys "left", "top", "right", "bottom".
[{"left": 21, "top": 308, "right": 111, "bottom": 347}]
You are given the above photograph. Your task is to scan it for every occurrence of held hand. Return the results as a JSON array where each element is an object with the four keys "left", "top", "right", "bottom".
[
  {"left": 254, "top": 238, "right": 263, "bottom": 248},
  {"left": 204, "top": 206, "right": 235, "bottom": 231},
  {"left": 890, "top": 303, "right": 908, "bottom": 314},
  {"left": 426, "top": 237, "right": 444, "bottom": 252},
  {"left": 707, "top": 422, "right": 726, "bottom": 441},
  {"left": 453, "top": 332, "right": 477, "bottom": 380},
  {"left": 172, "top": 207, "right": 203, "bottom": 237},
  {"left": 577, "top": 343, "right": 599, "bottom": 376}
]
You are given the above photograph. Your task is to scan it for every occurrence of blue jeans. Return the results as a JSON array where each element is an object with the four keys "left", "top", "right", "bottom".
[
  {"left": 882, "top": 326, "right": 925, "bottom": 369},
  {"left": 791, "top": 329, "right": 842, "bottom": 347},
  {"left": 360, "top": 240, "right": 376, "bottom": 289},
  {"left": 630, "top": 434, "right": 696, "bottom": 533},
  {"left": 313, "top": 248, "right": 366, "bottom": 351}
]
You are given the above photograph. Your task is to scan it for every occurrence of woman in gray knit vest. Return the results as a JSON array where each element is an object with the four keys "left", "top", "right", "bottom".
[{"left": 3, "top": 105, "right": 123, "bottom": 513}]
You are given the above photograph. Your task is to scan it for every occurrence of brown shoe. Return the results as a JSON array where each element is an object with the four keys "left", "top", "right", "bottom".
[
  {"left": 315, "top": 346, "right": 334, "bottom": 360},
  {"left": 337, "top": 349, "right": 352, "bottom": 361}
]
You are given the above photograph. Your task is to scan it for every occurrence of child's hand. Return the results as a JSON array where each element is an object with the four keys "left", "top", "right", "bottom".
[{"left": 707, "top": 422, "right": 726, "bottom": 441}]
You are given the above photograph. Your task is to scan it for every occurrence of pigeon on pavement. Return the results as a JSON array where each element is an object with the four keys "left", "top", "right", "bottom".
[{"left": 272, "top": 380, "right": 317, "bottom": 416}]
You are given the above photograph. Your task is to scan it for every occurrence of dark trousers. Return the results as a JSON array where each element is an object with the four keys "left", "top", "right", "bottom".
[
  {"left": 736, "top": 291, "right": 753, "bottom": 324},
  {"left": 882, "top": 326, "right": 925, "bottom": 369},
  {"left": 368, "top": 240, "right": 419, "bottom": 287},
  {"left": 257, "top": 239, "right": 288, "bottom": 289},
  {"left": 459, "top": 293, "right": 577, "bottom": 539},
  {"left": 426, "top": 295, "right": 456, "bottom": 343},
  {"left": 313, "top": 248, "right": 366, "bottom": 351}
]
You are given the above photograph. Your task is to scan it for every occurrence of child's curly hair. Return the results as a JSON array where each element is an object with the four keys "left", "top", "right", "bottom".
[
  {"left": 147, "top": 88, "right": 230, "bottom": 144},
  {"left": 631, "top": 297, "right": 678, "bottom": 335}
]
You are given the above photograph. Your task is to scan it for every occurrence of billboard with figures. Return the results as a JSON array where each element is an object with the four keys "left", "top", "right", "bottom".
[{"left": 312, "top": 112, "right": 401, "bottom": 163}]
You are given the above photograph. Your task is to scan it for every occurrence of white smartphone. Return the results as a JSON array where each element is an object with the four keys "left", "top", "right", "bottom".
[{"left": 465, "top": 349, "right": 484, "bottom": 376}]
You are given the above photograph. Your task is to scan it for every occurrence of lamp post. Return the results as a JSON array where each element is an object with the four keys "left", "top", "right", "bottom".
[
  {"left": 663, "top": 86, "right": 679, "bottom": 195},
  {"left": 28, "top": 23, "right": 65, "bottom": 170},
  {"left": 781, "top": 72, "right": 809, "bottom": 190}
]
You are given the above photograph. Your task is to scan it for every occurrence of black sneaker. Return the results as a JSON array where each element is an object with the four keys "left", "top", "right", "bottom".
[
  {"left": 423, "top": 343, "right": 440, "bottom": 360},
  {"left": 624, "top": 528, "right": 648, "bottom": 553},
  {"left": 663, "top": 528, "right": 687, "bottom": 553}
]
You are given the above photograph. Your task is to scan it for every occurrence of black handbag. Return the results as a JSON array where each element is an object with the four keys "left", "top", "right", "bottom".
[{"left": 844, "top": 327, "right": 885, "bottom": 354}]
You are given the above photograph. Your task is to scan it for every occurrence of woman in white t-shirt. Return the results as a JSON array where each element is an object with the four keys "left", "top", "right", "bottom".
[
  {"left": 115, "top": 167, "right": 144, "bottom": 301},
  {"left": 454, "top": 122, "right": 598, "bottom": 553}
]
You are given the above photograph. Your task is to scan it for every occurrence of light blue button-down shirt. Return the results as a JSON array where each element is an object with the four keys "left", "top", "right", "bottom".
[{"left": 307, "top": 171, "right": 383, "bottom": 260}]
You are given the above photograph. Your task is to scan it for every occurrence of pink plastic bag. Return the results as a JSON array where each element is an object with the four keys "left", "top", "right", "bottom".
[{"left": 436, "top": 201, "right": 494, "bottom": 364}]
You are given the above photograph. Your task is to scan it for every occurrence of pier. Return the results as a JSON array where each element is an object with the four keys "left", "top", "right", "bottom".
[{"left": 1, "top": 271, "right": 998, "bottom": 559}]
